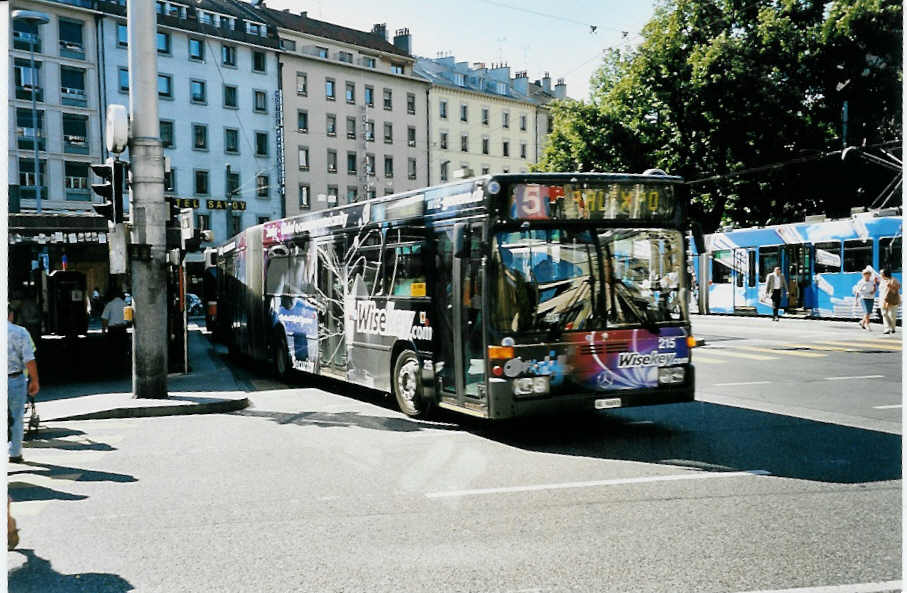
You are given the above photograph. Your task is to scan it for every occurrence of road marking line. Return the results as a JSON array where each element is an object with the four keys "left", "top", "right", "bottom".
[
  {"left": 714, "top": 381, "right": 772, "bottom": 387},
  {"left": 824, "top": 374, "right": 885, "bottom": 381},
  {"left": 852, "top": 338, "right": 902, "bottom": 350},
  {"left": 690, "top": 355, "right": 728, "bottom": 364},
  {"left": 736, "top": 346, "right": 826, "bottom": 358},
  {"left": 816, "top": 340, "right": 899, "bottom": 351},
  {"left": 782, "top": 343, "right": 855, "bottom": 352},
  {"left": 425, "top": 469, "right": 770, "bottom": 498},
  {"left": 873, "top": 404, "right": 902, "bottom": 409},
  {"left": 727, "top": 580, "right": 902, "bottom": 593},
  {"left": 700, "top": 349, "right": 778, "bottom": 361}
]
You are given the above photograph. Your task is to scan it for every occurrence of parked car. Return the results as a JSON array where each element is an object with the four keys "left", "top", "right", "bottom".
[{"left": 186, "top": 293, "right": 203, "bottom": 316}]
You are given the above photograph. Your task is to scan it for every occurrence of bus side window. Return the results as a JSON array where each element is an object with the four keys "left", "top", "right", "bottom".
[{"left": 388, "top": 243, "right": 427, "bottom": 296}]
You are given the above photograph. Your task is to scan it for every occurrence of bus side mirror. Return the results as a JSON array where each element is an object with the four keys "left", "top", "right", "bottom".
[{"left": 691, "top": 221, "right": 706, "bottom": 255}]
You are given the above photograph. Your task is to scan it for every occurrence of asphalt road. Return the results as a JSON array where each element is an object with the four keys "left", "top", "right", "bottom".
[{"left": 8, "top": 315, "right": 902, "bottom": 593}]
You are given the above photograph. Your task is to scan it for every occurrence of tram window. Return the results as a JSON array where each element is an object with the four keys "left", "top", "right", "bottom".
[
  {"left": 711, "top": 250, "right": 732, "bottom": 284},
  {"left": 748, "top": 251, "right": 756, "bottom": 287},
  {"left": 843, "top": 239, "right": 873, "bottom": 272},
  {"left": 814, "top": 241, "right": 841, "bottom": 274},
  {"left": 879, "top": 236, "right": 901, "bottom": 273},
  {"left": 759, "top": 246, "right": 779, "bottom": 280}
]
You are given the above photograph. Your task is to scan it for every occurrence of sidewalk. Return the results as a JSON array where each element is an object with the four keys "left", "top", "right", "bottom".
[{"left": 35, "top": 323, "right": 250, "bottom": 422}]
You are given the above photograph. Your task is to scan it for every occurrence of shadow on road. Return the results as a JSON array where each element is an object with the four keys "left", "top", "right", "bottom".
[
  {"left": 474, "top": 401, "right": 901, "bottom": 484},
  {"left": 8, "top": 549, "right": 134, "bottom": 593},
  {"left": 9, "top": 461, "right": 138, "bottom": 484},
  {"left": 237, "top": 408, "right": 457, "bottom": 432},
  {"left": 7, "top": 483, "right": 88, "bottom": 502}
]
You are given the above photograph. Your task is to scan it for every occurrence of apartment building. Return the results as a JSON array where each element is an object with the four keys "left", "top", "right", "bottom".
[
  {"left": 255, "top": 8, "right": 429, "bottom": 215},
  {"left": 413, "top": 56, "right": 566, "bottom": 183},
  {"left": 98, "top": 0, "right": 283, "bottom": 245}
]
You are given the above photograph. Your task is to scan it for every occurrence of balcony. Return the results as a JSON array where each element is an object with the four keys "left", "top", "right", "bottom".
[
  {"left": 61, "top": 86, "right": 87, "bottom": 107},
  {"left": 19, "top": 185, "right": 47, "bottom": 202},
  {"left": 17, "top": 130, "right": 46, "bottom": 151},
  {"left": 16, "top": 84, "right": 43, "bottom": 102},
  {"left": 13, "top": 31, "right": 40, "bottom": 52},
  {"left": 59, "top": 40, "right": 85, "bottom": 60},
  {"left": 64, "top": 134, "right": 89, "bottom": 155}
]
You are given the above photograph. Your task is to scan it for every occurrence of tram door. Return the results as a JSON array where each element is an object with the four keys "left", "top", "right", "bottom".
[
  {"left": 781, "top": 245, "right": 813, "bottom": 310},
  {"left": 732, "top": 249, "right": 757, "bottom": 311}
]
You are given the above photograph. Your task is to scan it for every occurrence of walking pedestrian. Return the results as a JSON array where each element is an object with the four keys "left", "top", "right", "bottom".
[
  {"left": 764, "top": 266, "right": 785, "bottom": 321},
  {"left": 878, "top": 268, "right": 901, "bottom": 335},
  {"left": 852, "top": 266, "right": 879, "bottom": 331},
  {"left": 101, "top": 290, "right": 129, "bottom": 371},
  {"left": 8, "top": 304, "right": 40, "bottom": 464}
]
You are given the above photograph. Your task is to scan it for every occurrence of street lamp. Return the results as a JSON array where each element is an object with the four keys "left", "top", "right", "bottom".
[{"left": 12, "top": 9, "right": 50, "bottom": 213}]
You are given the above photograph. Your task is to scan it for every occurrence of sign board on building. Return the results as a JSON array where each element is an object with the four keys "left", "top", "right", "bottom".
[{"left": 205, "top": 199, "right": 246, "bottom": 210}]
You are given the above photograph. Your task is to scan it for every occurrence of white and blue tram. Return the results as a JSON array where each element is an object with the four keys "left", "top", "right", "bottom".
[{"left": 693, "top": 212, "right": 901, "bottom": 318}]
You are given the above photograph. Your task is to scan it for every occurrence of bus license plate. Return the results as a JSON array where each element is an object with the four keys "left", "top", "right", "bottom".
[{"left": 595, "top": 398, "right": 622, "bottom": 409}]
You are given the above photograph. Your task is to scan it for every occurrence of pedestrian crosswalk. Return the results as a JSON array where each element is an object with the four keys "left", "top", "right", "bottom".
[{"left": 693, "top": 337, "right": 901, "bottom": 364}]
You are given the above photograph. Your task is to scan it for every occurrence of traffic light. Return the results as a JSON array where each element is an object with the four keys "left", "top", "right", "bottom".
[{"left": 91, "top": 158, "right": 127, "bottom": 223}]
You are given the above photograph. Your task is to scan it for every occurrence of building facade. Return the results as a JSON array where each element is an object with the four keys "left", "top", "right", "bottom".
[
  {"left": 255, "top": 9, "right": 429, "bottom": 215},
  {"left": 413, "top": 57, "right": 566, "bottom": 183},
  {"left": 98, "top": 0, "right": 283, "bottom": 245}
]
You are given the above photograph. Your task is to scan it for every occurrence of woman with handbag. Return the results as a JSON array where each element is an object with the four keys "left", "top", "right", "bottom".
[{"left": 879, "top": 269, "right": 901, "bottom": 335}]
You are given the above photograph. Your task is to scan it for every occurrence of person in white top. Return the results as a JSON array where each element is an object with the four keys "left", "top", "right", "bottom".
[
  {"left": 852, "top": 266, "right": 879, "bottom": 331},
  {"left": 763, "top": 267, "right": 786, "bottom": 321},
  {"left": 101, "top": 291, "right": 129, "bottom": 371}
]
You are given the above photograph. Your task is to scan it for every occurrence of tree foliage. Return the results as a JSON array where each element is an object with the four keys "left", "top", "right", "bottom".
[{"left": 534, "top": 0, "right": 902, "bottom": 231}]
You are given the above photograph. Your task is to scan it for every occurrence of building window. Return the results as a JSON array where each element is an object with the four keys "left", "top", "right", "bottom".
[
  {"left": 439, "top": 100, "right": 447, "bottom": 119},
  {"left": 407, "top": 93, "right": 416, "bottom": 115},
  {"left": 384, "top": 122, "right": 393, "bottom": 144},
  {"left": 190, "top": 79, "right": 206, "bottom": 104},
  {"left": 345, "top": 81, "right": 355, "bottom": 104},
  {"left": 193, "top": 124, "right": 208, "bottom": 150},
  {"left": 362, "top": 57, "right": 376, "bottom": 68},
  {"left": 502, "top": 140, "right": 510, "bottom": 157},
  {"left": 63, "top": 113, "right": 89, "bottom": 153},
  {"left": 18, "top": 159, "right": 46, "bottom": 200},
  {"left": 299, "top": 184, "right": 310, "bottom": 209},
  {"left": 383, "top": 88, "right": 393, "bottom": 110},
  {"left": 224, "top": 84, "right": 238, "bottom": 108},
  {"left": 346, "top": 117, "right": 356, "bottom": 139},
  {"left": 255, "top": 132, "right": 268, "bottom": 156},
  {"left": 257, "top": 216, "right": 270, "bottom": 225},
  {"left": 365, "top": 86, "right": 374, "bottom": 107},
  {"left": 197, "top": 214, "right": 210, "bottom": 231},
  {"left": 520, "top": 114, "right": 527, "bottom": 131},
  {"left": 327, "top": 150, "right": 337, "bottom": 173},
  {"left": 59, "top": 19, "right": 84, "bottom": 59},
  {"left": 118, "top": 67, "right": 129, "bottom": 93},
  {"left": 325, "top": 78, "right": 336, "bottom": 100},
  {"left": 194, "top": 170, "right": 209, "bottom": 195},
  {"left": 339, "top": 51, "right": 353, "bottom": 63},
  {"left": 298, "top": 146, "right": 309, "bottom": 170},
  {"left": 440, "top": 132, "right": 448, "bottom": 150},
  {"left": 384, "top": 156, "right": 394, "bottom": 178},
  {"left": 316, "top": 46, "right": 328, "bottom": 58},
  {"left": 159, "top": 120, "right": 174, "bottom": 148},
  {"left": 408, "top": 158, "right": 417, "bottom": 180},
  {"left": 224, "top": 128, "right": 239, "bottom": 153},
  {"left": 520, "top": 142, "right": 527, "bottom": 159},
  {"left": 326, "top": 114, "right": 336, "bottom": 136},
  {"left": 481, "top": 136, "right": 489, "bottom": 155},
  {"left": 327, "top": 185, "right": 338, "bottom": 204},
  {"left": 347, "top": 186, "right": 358, "bottom": 203},
  {"left": 188, "top": 38, "right": 204, "bottom": 61},
  {"left": 502, "top": 111, "right": 510, "bottom": 128},
  {"left": 226, "top": 171, "right": 240, "bottom": 196},
  {"left": 454, "top": 72, "right": 465, "bottom": 86},
  {"left": 366, "top": 121, "right": 375, "bottom": 142},
  {"left": 460, "top": 104, "right": 468, "bottom": 122},
  {"left": 296, "top": 72, "right": 307, "bottom": 95},
  {"left": 297, "top": 110, "right": 308, "bottom": 133},
  {"left": 229, "top": 214, "right": 242, "bottom": 236},
  {"left": 367, "top": 188, "right": 377, "bottom": 200},
  {"left": 390, "top": 63, "right": 404, "bottom": 75},
  {"left": 280, "top": 38, "right": 296, "bottom": 51},
  {"left": 254, "top": 90, "right": 267, "bottom": 112},
  {"left": 64, "top": 162, "right": 90, "bottom": 198},
  {"left": 116, "top": 24, "right": 128, "bottom": 48},
  {"left": 16, "top": 109, "right": 45, "bottom": 151},
  {"left": 481, "top": 107, "right": 489, "bottom": 126},
  {"left": 366, "top": 154, "right": 375, "bottom": 176},
  {"left": 222, "top": 44, "right": 236, "bottom": 66},
  {"left": 157, "top": 31, "right": 171, "bottom": 54},
  {"left": 60, "top": 66, "right": 86, "bottom": 106},
  {"left": 256, "top": 174, "right": 269, "bottom": 197},
  {"left": 407, "top": 126, "right": 416, "bottom": 148},
  {"left": 481, "top": 166, "right": 489, "bottom": 175},
  {"left": 347, "top": 152, "right": 357, "bottom": 174},
  {"left": 440, "top": 161, "right": 449, "bottom": 182},
  {"left": 157, "top": 74, "right": 173, "bottom": 98},
  {"left": 252, "top": 51, "right": 266, "bottom": 72},
  {"left": 163, "top": 169, "right": 175, "bottom": 192}
]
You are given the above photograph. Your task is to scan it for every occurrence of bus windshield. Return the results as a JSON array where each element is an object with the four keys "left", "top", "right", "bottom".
[{"left": 491, "top": 227, "right": 688, "bottom": 333}]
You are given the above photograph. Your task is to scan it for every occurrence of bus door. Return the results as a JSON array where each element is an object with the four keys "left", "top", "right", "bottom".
[
  {"left": 316, "top": 238, "right": 348, "bottom": 376},
  {"left": 457, "top": 222, "right": 487, "bottom": 402},
  {"left": 431, "top": 226, "right": 457, "bottom": 401}
]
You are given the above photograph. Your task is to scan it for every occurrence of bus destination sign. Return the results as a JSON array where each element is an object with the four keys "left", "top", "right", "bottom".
[{"left": 508, "top": 183, "right": 675, "bottom": 221}]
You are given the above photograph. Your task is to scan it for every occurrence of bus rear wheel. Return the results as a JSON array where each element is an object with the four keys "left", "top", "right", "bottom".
[
  {"left": 273, "top": 333, "right": 291, "bottom": 380},
  {"left": 393, "top": 350, "right": 431, "bottom": 418}
]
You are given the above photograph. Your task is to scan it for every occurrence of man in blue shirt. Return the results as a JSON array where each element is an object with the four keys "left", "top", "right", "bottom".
[{"left": 8, "top": 305, "right": 40, "bottom": 463}]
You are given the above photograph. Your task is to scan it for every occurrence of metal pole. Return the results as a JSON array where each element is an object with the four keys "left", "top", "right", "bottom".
[
  {"left": 128, "top": 0, "right": 168, "bottom": 397},
  {"left": 29, "top": 36, "right": 41, "bottom": 213}
]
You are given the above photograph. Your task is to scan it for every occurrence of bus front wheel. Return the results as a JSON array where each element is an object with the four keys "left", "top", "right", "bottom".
[
  {"left": 393, "top": 350, "right": 431, "bottom": 418},
  {"left": 273, "top": 333, "right": 291, "bottom": 380}
]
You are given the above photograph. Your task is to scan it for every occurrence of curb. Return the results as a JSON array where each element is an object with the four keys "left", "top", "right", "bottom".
[{"left": 44, "top": 397, "right": 250, "bottom": 422}]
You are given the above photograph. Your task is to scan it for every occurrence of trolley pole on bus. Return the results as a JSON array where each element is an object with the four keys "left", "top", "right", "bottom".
[{"left": 128, "top": 0, "right": 168, "bottom": 398}]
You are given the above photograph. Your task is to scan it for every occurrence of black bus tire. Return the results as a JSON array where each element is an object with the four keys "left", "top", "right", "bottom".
[
  {"left": 273, "top": 332, "right": 291, "bottom": 380},
  {"left": 393, "top": 349, "right": 431, "bottom": 418}
]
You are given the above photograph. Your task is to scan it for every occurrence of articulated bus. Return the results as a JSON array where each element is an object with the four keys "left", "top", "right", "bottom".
[
  {"left": 693, "top": 212, "right": 902, "bottom": 318},
  {"left": 213, "top": 172, "right": 699, "bottom": 419}
]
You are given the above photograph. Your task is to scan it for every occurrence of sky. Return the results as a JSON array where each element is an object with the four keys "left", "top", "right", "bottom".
[{"left": 264, "top": 0, "right": 658, "bottom": 101}]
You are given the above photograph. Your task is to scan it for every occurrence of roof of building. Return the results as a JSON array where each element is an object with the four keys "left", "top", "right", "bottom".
[{"left": 412, "top": 58, "right": 535, "bottom": 103}]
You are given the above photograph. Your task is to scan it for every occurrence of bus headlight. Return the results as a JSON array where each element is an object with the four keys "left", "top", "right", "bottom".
[{"left": 658, "top": 367, "right": 685, "bottom": 385}]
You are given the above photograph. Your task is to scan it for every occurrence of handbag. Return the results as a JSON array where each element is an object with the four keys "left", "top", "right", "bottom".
[{"left": 885, "top": 284, "right": 901, "bottom": 306}]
